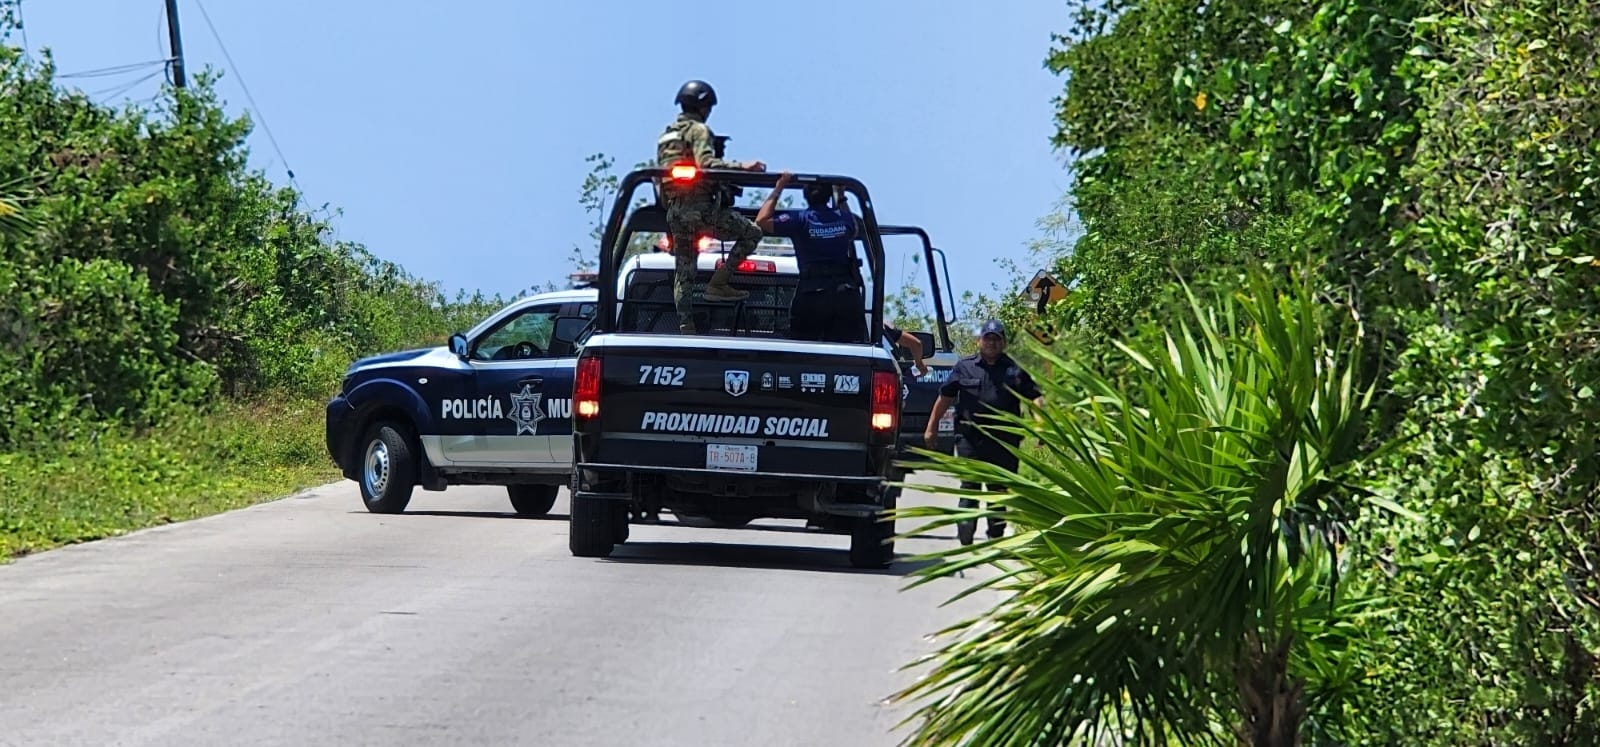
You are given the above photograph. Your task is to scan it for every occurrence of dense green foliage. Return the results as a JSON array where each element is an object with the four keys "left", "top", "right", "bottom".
[
  {"left": 0, "top": 17, "right": 507, "bottom": 558},
  {"left": 897, "top": 0, "right": 1600, "bottom": 743},
  {"left": 0, "top": 42, "right": 502, "bottom": 450}
]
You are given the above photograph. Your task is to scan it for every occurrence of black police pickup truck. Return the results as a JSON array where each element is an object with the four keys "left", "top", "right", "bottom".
[{"left": 566, "top": 167, "right": 907, "bottom": 568}]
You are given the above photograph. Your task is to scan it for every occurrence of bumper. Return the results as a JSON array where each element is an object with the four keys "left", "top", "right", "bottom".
[
  {"left": 325, "top": 395, "right": 358, "bottom": 476},
  {"left": 578, "top": 435, "right": 894, "bottom": 484}
]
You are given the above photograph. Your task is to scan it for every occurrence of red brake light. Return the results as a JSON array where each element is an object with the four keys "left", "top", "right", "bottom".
[
  {"left": 871, "top": 370, "right": 898, "bottom": 432},
  {"left": 669, "top": 164, "right": 698, "bottom": 181},
  {"left": 575, "top": 356, "right": 602, "bottom": 419},
  {"left": 716, "top": 258, "right": 777, "bottom": 273},
  {"left": 660, "top": 235, "right": 717, "bottom": 252}
]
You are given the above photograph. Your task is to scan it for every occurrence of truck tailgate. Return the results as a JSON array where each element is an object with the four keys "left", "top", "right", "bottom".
[{"left": 579, "top": 339, "right": 892, "bottom": 479}]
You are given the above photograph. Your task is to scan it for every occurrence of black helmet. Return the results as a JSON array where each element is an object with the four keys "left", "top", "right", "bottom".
[{"left": 675, "top": 80, "right": 718, "bottom": 110}]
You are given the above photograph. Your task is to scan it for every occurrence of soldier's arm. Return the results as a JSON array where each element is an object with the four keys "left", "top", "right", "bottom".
[{"left": 688, "top": 123, "right": 741, "bottom": 170}]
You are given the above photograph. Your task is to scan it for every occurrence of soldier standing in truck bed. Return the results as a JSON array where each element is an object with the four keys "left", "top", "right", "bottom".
[{"left": 655, "top": 79, "right": 768, "bottom": 334}]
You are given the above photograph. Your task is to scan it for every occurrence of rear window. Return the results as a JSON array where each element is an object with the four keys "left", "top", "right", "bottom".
[{"left": 619, "top": 267, "right": 799, "bottom": 337}]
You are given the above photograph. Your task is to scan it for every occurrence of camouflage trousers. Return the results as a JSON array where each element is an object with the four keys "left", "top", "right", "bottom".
[{"left": 665, "top": 197, "right": 763, "bottom": 328}]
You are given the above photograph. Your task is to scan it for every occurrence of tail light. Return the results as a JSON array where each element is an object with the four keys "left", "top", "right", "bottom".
[
  {"left": 658, "top": 235, "right": 719, "bottom": 252},
  {"left": 575, "top": 355, "right": 602, "bottom": 419},
  {"left": 871, "top": 370, "right": 898, "bottom": 432},
  {"left": 715, "top": 258, "right": 777, "bottom": 273}
]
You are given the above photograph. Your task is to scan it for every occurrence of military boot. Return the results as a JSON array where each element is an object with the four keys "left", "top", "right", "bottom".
[{"left": 702, "top": 264, "right": 750, "bottom": 302}]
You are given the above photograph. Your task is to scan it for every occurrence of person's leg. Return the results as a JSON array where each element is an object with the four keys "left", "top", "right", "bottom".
[
  {"left": 983, "top": 482, "right": 1008, "bottom": 539},
  {"left": 976, "top": 439, "right": 1020, "bottom": 539},
  {"left": 787, "top": 287, "right": 826, "bottom": 341},
  {"left": 953, "top": 435, "right": 981, "bottom": 546},
  {"left": 665, "top": 202, "right": 704, "bottom": 334},
  {"left": 704, "top": 207, "right": 762, "bottom": 301},
  {"left": 823, "top": 282, "right": 867, "bottom": 343}
]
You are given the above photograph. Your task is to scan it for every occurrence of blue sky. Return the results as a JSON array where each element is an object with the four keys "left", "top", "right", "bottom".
[{"left": 15, "top": 1, "right": 1077, "bottom": 326}]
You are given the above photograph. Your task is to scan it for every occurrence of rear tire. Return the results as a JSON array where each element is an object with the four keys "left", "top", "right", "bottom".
[
  {"left": 507, "top": 484, "right": 558, "bottom": 516},
  {"left": 612, "top": 505, "right": 630, "bottom": 544},
  {"left": 359, "top": 421, "right": 416, "bottom": 514},
  {"left": 569, "top": 495, "right": 617, "bottom": 558},
  {"left": 849, "top": 485, "right": 899, "bottom": 569}
]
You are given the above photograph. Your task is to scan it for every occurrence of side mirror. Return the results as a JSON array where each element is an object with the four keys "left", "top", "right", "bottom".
[
  {"left": 449, "top": 333, "right": 469, "bottom": 358},
  {"left": 911, "top": 331, "right": 936, "bottom": 359}
]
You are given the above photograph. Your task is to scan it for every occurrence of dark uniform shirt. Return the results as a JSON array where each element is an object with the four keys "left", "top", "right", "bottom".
[
  {"left": 767, "top": 208, "right": 859, "bottom": 265},
  {"left": 766, "top": 207, "right": 864, "bottom": 288},
  {"left": 771, "top": 207, "right": 867, "bottom": 343},
  {"left": 939, "top": 352, "right": 1041, "bottom": 447}
]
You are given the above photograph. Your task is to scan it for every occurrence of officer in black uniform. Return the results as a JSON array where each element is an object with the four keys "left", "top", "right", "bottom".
[{"left": 923, "top": 319, "right": 1043, "bottom": 545}]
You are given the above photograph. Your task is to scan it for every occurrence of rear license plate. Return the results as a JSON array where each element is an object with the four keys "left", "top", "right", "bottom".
[
  {"left": 938, "top": 410, "right": 956, "bottom": 433},
  {"left": 706, "top": 443, "right": 757, "bottom": 472}
]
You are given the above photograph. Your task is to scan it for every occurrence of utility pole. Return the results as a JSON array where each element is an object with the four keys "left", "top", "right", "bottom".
[{"left": 163, "top": 0, "right": 186, "bottom": 88}]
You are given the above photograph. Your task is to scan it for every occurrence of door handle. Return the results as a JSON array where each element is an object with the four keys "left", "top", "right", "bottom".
[{"left": 518, "top": 376, "right": 544, "bottom": 388}]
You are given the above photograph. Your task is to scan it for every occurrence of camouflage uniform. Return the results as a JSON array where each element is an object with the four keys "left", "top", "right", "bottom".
[{"left": 656, "top": 112, "right": 762, "bottom": 333}]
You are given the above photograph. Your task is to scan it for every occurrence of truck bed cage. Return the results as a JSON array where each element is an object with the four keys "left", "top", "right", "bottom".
[
  {"left": 619, "top": 268, "right": 796, "bottom": 337},
  {"left": 595, "top": 169, "right": 888, "bottom": 340}
]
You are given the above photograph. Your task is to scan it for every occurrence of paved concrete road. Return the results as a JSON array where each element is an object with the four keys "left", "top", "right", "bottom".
[{"left": 0, "top": 474, "right": 995, "bottom": 746}]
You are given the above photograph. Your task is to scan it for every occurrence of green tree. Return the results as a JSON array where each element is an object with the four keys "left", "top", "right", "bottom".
[
  {"left": 904, "top": 0, "right": 1600, "bottom": 741},
  {"left": 0, "top": 27, "right": 506, "bottom": 447}
]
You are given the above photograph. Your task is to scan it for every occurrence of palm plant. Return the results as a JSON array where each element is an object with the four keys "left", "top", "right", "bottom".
[
  {"left": 888, "top": 262, "right": 1406, "bottom": 746},
  {"left": 0, "top": 175, "right": 35, "bottom": 238}
]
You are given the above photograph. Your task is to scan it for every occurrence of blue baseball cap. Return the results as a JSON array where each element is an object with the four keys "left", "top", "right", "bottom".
[{"left": 979, "top": 319, "right": 1007, "bottom": 340}]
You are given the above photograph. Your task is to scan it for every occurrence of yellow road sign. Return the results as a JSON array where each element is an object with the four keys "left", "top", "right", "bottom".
[{"left": 1024, "top": 270, "right": 1068, "bottom": 314}]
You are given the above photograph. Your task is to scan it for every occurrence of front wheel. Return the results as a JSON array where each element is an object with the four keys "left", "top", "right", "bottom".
[
  {"left": 359, "top": 421, "right": 417, "bottom": 514},
  {"left": 507, "top": 484, "right": 558, "bottom": 516}
]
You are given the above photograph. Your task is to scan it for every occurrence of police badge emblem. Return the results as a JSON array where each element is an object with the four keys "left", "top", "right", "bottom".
[{"left": 507, "top": 383, "right": 545, "bottom": 436}]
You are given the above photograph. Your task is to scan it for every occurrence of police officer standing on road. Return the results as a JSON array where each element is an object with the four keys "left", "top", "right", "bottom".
[
  {"left": 923, "top": 319, "right": 1043, "bottom": 545},
  {"left": 656, "top": 80, "right": 769, "bottom": 335},
  {"left": 755, "top": 170, "right": 868, "bottom": 343}
]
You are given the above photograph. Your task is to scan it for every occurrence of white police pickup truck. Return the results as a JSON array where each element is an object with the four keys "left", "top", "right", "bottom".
[{"left": 324, "top": 236, "right": 953, "bottom": 517}]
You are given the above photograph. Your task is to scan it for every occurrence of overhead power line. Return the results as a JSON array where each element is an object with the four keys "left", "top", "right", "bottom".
[
  {"left": 59, "top": 59, "right": 170, "bottom": 80},
  {"left": 190, "top": 0, "right": 297, "bottom": 188}
]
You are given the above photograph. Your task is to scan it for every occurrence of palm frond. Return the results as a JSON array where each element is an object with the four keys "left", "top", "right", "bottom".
[
  {"left": 888, "top": 261, "right": 1406, "bottom": 745},
  {"left": 0, "top": 175, "right": 38, "bottom": 238}
]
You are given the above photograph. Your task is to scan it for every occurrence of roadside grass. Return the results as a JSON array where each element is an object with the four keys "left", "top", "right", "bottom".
[{"left": 0, "top": 394, "right": 341, "bottom": 561}]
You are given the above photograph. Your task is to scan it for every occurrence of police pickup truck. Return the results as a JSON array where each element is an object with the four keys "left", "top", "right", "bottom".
[
  {"left": 566, "top": 167, "right": 912, "bottom": 568},
  {"left": 323, "top": 228, "right": 957, "bottom": 519}
]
